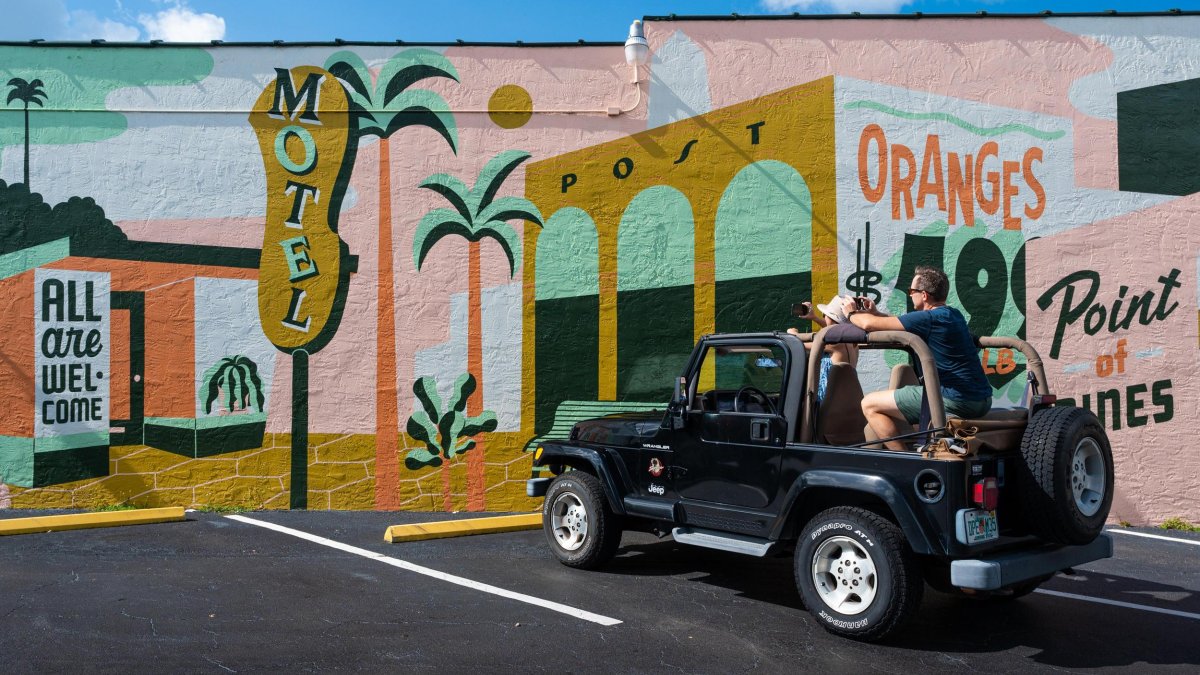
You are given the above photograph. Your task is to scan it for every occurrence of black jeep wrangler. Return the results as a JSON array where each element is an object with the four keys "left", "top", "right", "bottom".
[{"left": 527, "top": 327, "right": 1114, "bottom": 641}]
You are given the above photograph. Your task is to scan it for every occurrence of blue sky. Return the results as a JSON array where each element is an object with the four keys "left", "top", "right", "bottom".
[{"left": 3, "top": 0, "right": 1200, "bottom": 43}]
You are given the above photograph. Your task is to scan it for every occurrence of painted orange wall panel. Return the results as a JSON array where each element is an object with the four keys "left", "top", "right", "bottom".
[
  {"left": 143, "top": 281, "right": 196, "bottom": 419},
  {"left": 0, "top": 271, "right": 35, "bottom": 437}
]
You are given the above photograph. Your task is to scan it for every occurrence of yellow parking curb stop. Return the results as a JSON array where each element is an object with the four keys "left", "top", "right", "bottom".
[
  {"left": 384, "top": 513, "right": 542, "bottom": 543},
  {"left": 0, "top": 507, "right": 187, "bottom": 536}
]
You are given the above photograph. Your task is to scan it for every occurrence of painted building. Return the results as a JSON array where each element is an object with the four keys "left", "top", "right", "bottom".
[{"left": 0, "top": 13, "right": 1197, "bottom": 524}]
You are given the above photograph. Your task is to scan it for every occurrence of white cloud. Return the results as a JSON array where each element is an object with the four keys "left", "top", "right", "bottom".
[
  {"left": 64, "top": 10, "right": 141, "bottom": 41},
  {"left": 760, "top": 0, "right": 910, "bottom": 13},
  {"left": 138, "top": 4, "right": 226, "bottom": 42}
]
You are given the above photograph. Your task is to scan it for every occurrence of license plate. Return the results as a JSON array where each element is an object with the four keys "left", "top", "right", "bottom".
[{"left": 963, "top": 509, "right": 998, "bottom": 544}]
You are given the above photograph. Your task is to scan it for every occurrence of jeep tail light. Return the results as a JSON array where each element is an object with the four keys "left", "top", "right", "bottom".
[
  {"left": 972, "top": 477, "right": 999, "bottom": 511},
  {"left": 1031, "top": 394, "right": 1056, "bottom": 407}
]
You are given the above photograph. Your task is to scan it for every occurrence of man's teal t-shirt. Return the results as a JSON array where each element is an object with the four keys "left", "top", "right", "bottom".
[{"left": 898, "top": 305, "right": 992, "bottom": 402}]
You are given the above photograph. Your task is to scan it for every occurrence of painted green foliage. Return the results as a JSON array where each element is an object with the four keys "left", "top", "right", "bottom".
[
  {"left": 0, "top": 47, "right": 214, "bottom": 173},
  {"left": 199, "top": 356, "right": 265, "bottom": 415},
  {"left": 324, "top": 48, "right": 459, "bottom": 148},
  {"left": 0, "top": 180, "right": 128, "bottom": 256},
  {"left": 405, "top": 374, "right": 498, "bottom": 469},
  {"left": 414, "top": 150, "right": 544, "bottom": 270}
]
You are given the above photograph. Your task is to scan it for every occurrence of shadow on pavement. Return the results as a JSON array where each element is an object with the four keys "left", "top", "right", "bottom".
[{"left": 606, "top": 538, "right": 1199, "bottom": 669}]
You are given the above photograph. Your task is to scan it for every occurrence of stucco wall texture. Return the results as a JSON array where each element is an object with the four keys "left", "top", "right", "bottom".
[{"left": 0, "top": 15, "right": 1196, "bottom": 524}]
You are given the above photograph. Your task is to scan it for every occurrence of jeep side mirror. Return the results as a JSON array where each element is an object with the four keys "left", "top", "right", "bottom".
[
  {"left": 669, "top": 376, "right": 688, "bottom": 429},
  {"left": 669, "top": 400, "right": 687, "bottom": 429}
]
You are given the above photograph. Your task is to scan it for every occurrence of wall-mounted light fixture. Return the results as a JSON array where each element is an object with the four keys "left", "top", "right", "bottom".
[
  {"left": 607, "top": 19, "right": 649, "bottom": 115},
  {"left": 624, "top": 19, "right": 650, "bottom": 83}
]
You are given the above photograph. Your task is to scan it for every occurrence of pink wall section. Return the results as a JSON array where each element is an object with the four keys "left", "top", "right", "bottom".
[
  {"left": 1027, "top": 194, "right": 1200, "bottom": 524},
  {"left": 647, "top": 18, "right": 1119, "bottom": 189}
]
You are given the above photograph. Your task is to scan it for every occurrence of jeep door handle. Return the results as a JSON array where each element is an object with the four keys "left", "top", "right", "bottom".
[{"left": 751, "top": 419, "right": 770, "bottom": 441}]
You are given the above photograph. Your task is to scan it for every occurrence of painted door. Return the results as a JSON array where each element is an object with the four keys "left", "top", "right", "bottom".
[{"left": 109, "top": 291, "right": 144, "bottom": 445}]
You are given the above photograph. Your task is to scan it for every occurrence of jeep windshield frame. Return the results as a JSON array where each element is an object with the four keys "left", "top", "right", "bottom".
[{"left": 675, "top": 332, "right": 808, "bottom": 444}]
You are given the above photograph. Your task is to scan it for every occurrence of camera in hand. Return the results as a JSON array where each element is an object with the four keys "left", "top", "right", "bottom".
[
  {"left": 853, "top": 296, "right": 867, "bottom": 311},
  {"left": 791, "top": 301, "right": 811, "bottom": 317}
]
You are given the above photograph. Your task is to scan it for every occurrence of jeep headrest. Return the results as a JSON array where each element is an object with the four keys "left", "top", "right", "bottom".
[{"left": 823, "top": 323, "right": 868, "bottom": 344}]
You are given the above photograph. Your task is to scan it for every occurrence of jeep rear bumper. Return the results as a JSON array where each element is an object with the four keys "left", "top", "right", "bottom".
[{"left": 950, "top": 534, "right": 1113, "bottom": 590}]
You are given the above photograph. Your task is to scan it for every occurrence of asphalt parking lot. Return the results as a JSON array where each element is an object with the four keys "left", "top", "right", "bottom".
[{"left": 2, "top": 509, "right": 1198, "bottom": 673}]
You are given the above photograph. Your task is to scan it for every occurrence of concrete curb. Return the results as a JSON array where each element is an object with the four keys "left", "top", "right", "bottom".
[
  {"left": 0, "top": 507, "right": 187, "bottom": 536},
  {"left": 384, "top": 513, "right": 542, "bottom": 543}
]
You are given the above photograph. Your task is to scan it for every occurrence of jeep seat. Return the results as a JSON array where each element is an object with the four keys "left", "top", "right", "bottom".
[
  {"left": 817, "top": 363, "right": 867, "bottom": 445},
  {"left": 947, "top": 408, "right": 1028, "bottom": 453}
]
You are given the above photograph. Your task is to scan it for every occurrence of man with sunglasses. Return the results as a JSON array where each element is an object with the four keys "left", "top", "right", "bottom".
[{"left": 841, "top": 266, "right": 992, "bottom": 450}]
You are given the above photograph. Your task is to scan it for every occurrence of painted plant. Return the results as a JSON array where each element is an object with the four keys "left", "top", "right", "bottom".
[
  {"left": 414, "top": 150, "right": 543, "bottom": 510},
  {"left": 405, "top": 374, "right": 498, "bottom": 510},
  {"left": 200, "top": 355, "right": 265, "bottom": 415},
  {"left": 325, "top": 49, "right": 459, "bottom": 510},
  {"left": 5, "top": 77, "right": 47, "bottom": 187}
]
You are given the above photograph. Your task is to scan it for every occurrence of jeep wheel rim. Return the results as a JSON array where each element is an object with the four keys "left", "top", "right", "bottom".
[
  {"left": 550, "top": 492, "right": 588, "bottom": 551},
  {"left": 811, "top": 536, "right": 877, "bottom": 616},
  {"left": 1071, "top": 437, "right": 1105, "bottom": 517}
]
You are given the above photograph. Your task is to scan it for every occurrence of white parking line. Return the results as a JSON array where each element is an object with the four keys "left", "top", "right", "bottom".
[
  {"left": 1106, "top": 528, "right": 1200, "bottom": 546},
  {"left": 1034, "top": 589, "right": 1200, "bottom": 621},
  {"left": 225, "top": 515, "right": 622, "bottom": 627}
]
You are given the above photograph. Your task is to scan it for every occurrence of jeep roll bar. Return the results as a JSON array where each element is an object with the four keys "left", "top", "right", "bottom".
[
  {"left": 977, "top": 336, "right": 1050, "bottom": 395},
  {"left": 793, "top": 329, "right": 1051, "bottom": 446}
]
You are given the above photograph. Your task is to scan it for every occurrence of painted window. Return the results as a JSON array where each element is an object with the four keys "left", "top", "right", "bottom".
[
  {"left": 714, "top": 160, "right": 812, "bottom": 334},
  {"left": 616, "top": 186, "right": 695, "bottom": 401}
]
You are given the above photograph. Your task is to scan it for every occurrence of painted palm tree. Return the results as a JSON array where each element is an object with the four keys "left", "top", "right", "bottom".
[
  {"left": 199, "top": 356, "right": 265, "bottom": 415},
  {"left": 414, "top": 150, "right": 543, "bottom": 511},
  {"left": 325, "top": 50, "right": 458, "bottom": 510},
  {"left": 6, "top": 78, "right": 47, "bottom": 187}
]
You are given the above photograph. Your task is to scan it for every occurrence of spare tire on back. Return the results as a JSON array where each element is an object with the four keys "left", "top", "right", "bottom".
[{"left": 1017, "top": 406, "right": 1114, "bottom": 545}]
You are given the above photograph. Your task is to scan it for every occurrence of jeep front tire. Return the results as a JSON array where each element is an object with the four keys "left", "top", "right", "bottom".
[
  {"left": 795, "top": 507, "right": 922, "bottom": 642},
  {"left": 543, "top": 472, "right": 622, "bottom": 569}
]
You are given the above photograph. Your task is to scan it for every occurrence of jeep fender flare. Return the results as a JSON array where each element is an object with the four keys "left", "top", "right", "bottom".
[
  {"left": 774, "top": 470, "right": 937, "bottom": 555},
  {"left": 534, "top": 443, "right": 628, "bottom": 515}
]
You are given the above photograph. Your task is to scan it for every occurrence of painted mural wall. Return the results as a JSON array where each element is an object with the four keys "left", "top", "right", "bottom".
[{"left": 0, "top": 15, "right": 1196, "bottom": 524}]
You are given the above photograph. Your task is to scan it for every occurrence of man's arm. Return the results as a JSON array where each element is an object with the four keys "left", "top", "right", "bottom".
[
  {"left": 842, "top": 297, "right": 904, "bottom": 332},
  {"left": 848, "top": 312, "right": 904, "bottom": 332}
]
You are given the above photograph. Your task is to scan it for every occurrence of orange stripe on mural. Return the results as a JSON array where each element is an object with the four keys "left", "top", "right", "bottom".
[
  {"left": 0, "top": 271, "right": 36, "bottom": 436},
  {"left": 376, "top": 137, "right": 400, "bottom": 510}
]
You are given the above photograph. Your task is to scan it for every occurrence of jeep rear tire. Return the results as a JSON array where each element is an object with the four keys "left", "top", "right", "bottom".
[
  {"left": 1018, "top": 406, "right": 1114, "bottom": 545},
  {"left": 795, "top": 507, "right": 922, "bottom": 642},
  {"left": 543, "top": 472, "right": 622, "bottom": 570}
]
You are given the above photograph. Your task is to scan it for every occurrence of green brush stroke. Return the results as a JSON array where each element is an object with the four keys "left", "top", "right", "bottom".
[{"left": 844, "top": 100, "right": 1065, "bottom": 141}]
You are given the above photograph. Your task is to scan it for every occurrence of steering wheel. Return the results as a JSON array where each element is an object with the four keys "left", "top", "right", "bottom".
[{"left": 734, "top": 386, "right": 777, "bottom": 415}]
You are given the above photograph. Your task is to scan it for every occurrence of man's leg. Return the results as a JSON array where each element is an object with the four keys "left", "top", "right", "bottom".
[{"left": 862, "top": 389, "right": 912, "bottom": 451}]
